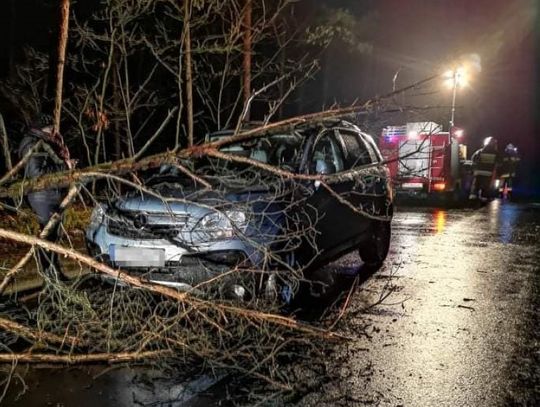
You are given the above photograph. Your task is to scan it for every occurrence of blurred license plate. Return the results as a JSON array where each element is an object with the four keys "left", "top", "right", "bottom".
[{"left": 110, "top": 246, "right": 165, "bottom": 267}]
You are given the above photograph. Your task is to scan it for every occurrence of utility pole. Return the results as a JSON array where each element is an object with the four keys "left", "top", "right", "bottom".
[{"left": 449, "top": 70, "right": 458, "bottom": 129}]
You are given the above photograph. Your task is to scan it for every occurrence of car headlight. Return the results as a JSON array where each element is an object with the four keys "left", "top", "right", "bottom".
[
  {"left": 198, "top": 210, "right": 247, "bottom": 240},
  {"left": 88, "top": 204, "right": 106, "bottom": 230}
]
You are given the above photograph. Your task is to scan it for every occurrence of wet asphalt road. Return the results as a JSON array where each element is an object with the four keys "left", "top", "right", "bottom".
[
  {"left": 3, "top": 201, "right": 540, "bottom": 406},
  {"left": 300, "top": 200, "right": 540, "bottom": 406}
]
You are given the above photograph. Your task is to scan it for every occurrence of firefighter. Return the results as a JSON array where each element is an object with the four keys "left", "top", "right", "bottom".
[
  {"left": 469, "top": 136, "right": 500, "bottom": 200},
  {"left": 498, "top": 143, "right": 520, "bottom": 198},
  {"left": 18, "top": 115, "right": 74, "bottom": 281}
]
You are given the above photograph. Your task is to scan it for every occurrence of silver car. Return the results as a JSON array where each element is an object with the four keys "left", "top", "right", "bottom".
[{"left": 86, "top": 121, "right": 393, "bottom": 298}]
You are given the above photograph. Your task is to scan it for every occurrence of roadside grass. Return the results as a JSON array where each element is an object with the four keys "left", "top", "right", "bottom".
[{"left": 0, "top": 205, "right": 91, "bottom": 292}]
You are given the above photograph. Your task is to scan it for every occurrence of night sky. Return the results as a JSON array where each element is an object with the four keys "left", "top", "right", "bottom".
[
  {"left": 1, "top": 0, "right": 539, "bottom": 194},
  {"left": 372, "top": 0, "right": 537, "bottom": 151},
  {"left": 316, "top": 0, "right": 539, "bottom": 194}
]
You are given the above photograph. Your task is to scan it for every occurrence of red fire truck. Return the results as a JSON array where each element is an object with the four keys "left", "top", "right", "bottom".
[{"left": 378, "top": 122, "right": 471, "bottom": 201}]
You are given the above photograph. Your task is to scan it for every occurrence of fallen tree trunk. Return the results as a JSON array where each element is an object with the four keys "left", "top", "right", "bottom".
[
  {"left": 0, "top": 228, "right": 345, "bottom": 341},
  {"left": 0, "top": 74, "right": 439, "bottom": 198},
  {"left": 0, "top": 149, "right": 180, "bottom": 198},
  {"left": 0, "top": 350, "right": 169, "bottom": 364},
  {"left": 0, "top": 316, "right": 80, "bottom": 348}
]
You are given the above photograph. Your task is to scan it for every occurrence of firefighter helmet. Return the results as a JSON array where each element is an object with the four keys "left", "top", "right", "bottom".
[{"left": 482, "top": 136, "right": 498, "bottom": 149}]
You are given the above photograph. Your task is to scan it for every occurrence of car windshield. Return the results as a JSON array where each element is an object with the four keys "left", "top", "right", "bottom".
[
  {"left": 215, "top": 133, "right": 305, "bottom": 171},
  {"left": 144, "top": 133, "right": 305, "bottom": 190}
]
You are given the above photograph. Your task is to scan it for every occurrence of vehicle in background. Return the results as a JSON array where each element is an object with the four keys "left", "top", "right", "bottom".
[
  {"left": 86, "top": 121, "right": 393, "bottom": 301},
  {"left": 378, "top": 122, "right": 471, "bottom": 203}
]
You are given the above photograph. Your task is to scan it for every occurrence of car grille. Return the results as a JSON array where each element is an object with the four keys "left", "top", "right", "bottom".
[{"left": 107, "top": 212, "right": 190, "bottom": 240}]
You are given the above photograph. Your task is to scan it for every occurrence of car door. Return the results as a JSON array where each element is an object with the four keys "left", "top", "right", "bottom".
[
  {"left": 333, "top": 128, "right": 380, "bottom": 241},
  {"left": 300, "top": 129, "right": 353, "bottom": 261},
  {"left": 358, "top": 131, "right": 392, "bottom": 217}
]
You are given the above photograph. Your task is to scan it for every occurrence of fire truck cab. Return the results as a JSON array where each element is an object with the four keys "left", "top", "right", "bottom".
[{"left": 379, "top": 122, "right": 470, "bottom": 201}]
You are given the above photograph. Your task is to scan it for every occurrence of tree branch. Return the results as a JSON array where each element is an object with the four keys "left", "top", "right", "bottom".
[
  {"left": 0, "top": 113, "right": 12, "bottom": 171},
  {"left": 0, "top": 316, "right": 80, "bottom": 348},
  {"left": 0, "top": 350, "right": 170, "bottom": 364},
  {"left": 0, "top": 184, "right": 80, "bottom": 295},
  {"left": 0, "top": 228, "right": 345, "bottom": 341},
  {"left": 52, "top": 0, "right": 70, "bottom": 134}
]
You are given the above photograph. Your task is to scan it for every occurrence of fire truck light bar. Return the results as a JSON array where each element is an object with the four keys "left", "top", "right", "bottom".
[{"left": 383, "top": 126, "right": 407, "bottom": 137}]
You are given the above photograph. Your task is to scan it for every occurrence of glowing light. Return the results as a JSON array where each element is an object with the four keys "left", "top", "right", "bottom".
[
  {"left": 407, "top": 130, "right": 418, "bottom": 139},
  {"left": 443, "top": 66, "right": 469, "bottom": 89},
  {"left": 453, "top": 128, "right": 464, "bottom": 138},
  {"left": 434, "top": 210, "right": 446, "bottom": 234},
  {"left": 433, "top": 182, "right": 446, "bottom": 191}
]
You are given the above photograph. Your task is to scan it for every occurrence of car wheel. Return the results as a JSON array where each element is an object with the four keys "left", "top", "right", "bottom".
[{"left": 359, "top": 221, "right": 391, "bottom": 269}]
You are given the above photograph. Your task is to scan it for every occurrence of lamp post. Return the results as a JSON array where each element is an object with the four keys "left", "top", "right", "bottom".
[
  {"left": 444, "top": 66, "right": 468, "bottom": 130},
  {"left": 449, "top": 71, "right": 458, "bottom": 128}
]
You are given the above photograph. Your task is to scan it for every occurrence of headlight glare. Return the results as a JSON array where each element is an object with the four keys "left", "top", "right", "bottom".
[{"left": 198, "top": 210, "right": 247, "bottom": 240}]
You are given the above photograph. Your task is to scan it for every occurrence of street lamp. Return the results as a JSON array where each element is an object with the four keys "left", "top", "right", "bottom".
[{"left": 443, "top": 66, "right": 469, "bottom": 129}]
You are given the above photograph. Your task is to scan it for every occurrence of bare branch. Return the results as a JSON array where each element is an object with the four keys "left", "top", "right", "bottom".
[
  {"left": 0, "top": 316, "right": 80, "bottom": 348},
  {"left": 0, "top": 350, "right": 170, "bottom": 364},
  {"left": 0, "top": 140, "right": 43, "bottom": 187},
  {"left": 0, "top": 114, "right": 11, "bottom": 171},
  {"left": 0, "top": 184, "right": 80, "bottom": 294}
]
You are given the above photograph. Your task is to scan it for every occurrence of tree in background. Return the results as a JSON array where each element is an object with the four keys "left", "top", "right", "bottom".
[{"left": 1, "top": 0, "right": 328, "bottom": 167}]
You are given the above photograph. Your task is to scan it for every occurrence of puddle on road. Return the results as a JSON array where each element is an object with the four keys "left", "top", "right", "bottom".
[
  {"left": 393, "top": 207, "right": 455, "bottom": 236},
  {"left": 2, "top": 365, "right": 225, "bottom": 406}
]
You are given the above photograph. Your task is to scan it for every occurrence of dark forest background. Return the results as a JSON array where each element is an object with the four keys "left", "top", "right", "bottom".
[{"left": 0, "top": 0, "right": 538, "bottom": 195}]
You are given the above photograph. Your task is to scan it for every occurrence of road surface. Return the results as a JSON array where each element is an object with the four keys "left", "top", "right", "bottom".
[
  {"left": 299, "top": 200, "right": 540, "bottom": 406},
  {"left": 3, "top": 201, "right": 539, "bottom": 406}
]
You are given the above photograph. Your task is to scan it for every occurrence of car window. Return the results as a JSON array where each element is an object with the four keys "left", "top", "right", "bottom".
[
  {"left": 310, "top": 132, "right": 345, "bottom": 174},
  {"left": 336, "top": 130, "right": 374, "bottom": 168},
  {"left": 211, "top": 133, "right": 304, "bottom": 170},
  {"left": 361, "top": 132, "right": 383, "bottom": 163}
]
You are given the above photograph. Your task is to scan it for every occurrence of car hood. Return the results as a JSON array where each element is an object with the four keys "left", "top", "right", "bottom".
[{"left": 112, "top": 182, "right": 292, "bottom": 215}]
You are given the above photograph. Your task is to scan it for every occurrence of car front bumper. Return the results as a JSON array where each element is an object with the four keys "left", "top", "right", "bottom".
[{"left": 85, "top": 223, "right": 269, "bottom": 291}]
